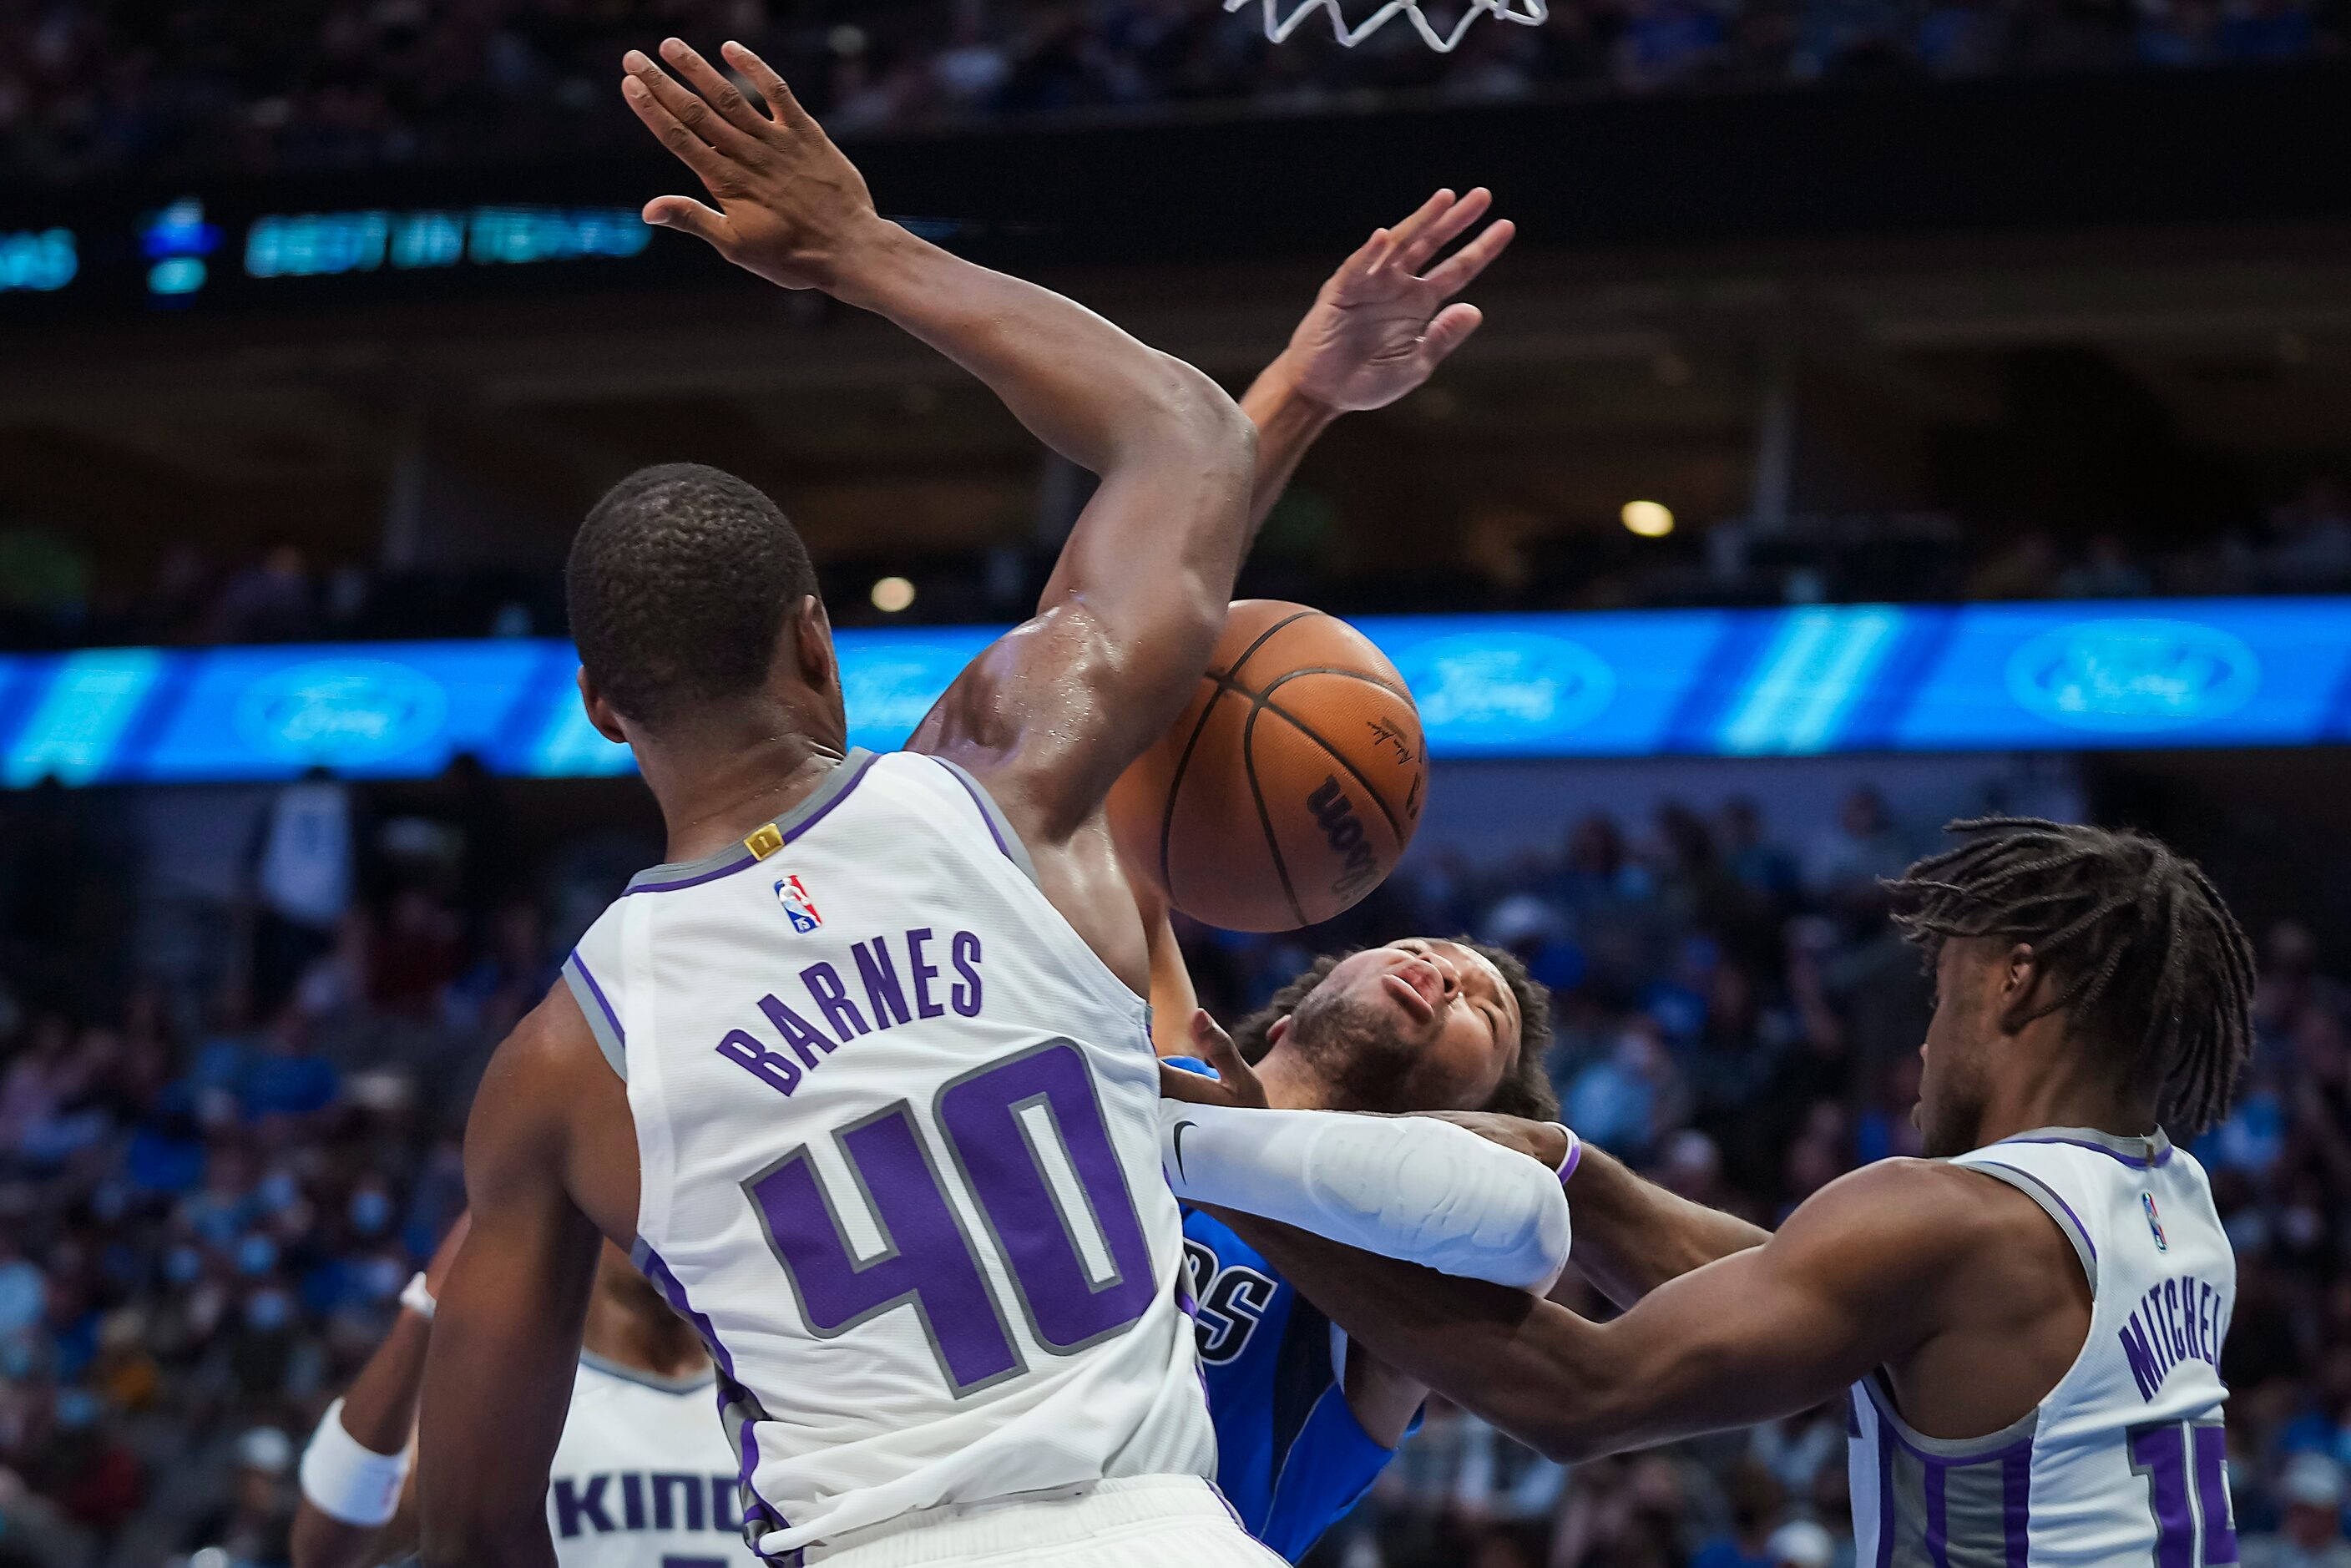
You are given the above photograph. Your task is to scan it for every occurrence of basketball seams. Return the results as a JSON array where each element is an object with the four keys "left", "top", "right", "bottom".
[
  {"left": 1256, "top": 663, "right": 1412, "bottom": 703},
  {"left": 1204, "top": 670, "right": 1420, "bottom": 843},
  {"left": 1157, "top": 685, "right": 1230, "bottom": 903},
  {"left": 1219, "top": 609, "right": 1322, "bottom": 684},
  {"left": 1240, "top": 700, "right": 1311, "bottom": 929}
]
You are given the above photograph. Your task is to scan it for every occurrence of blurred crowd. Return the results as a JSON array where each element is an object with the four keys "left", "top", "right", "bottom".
[
  {"left": 4, "top": 478, "right": 2348, "bottom": 651},
  {"left": 3, "top": 0, "right": 2343, "bottom": 183},
  {"left": 2, "top": 760, "right": 2348, "bottom": 1568}
]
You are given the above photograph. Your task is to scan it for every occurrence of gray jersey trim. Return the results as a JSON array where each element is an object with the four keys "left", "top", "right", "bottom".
[
  {"left": 578, "top": 1348, "right": 716, "bottom": 1396},
  {"left": 624, "top": 747, "right": 874, "bottom": 895},
  {"left": 1864, "top": 1369, "right": 2041, "bottom": 1461},
  {"left": 1961, "top": 1159, "right": 2098, "bottom": 1294},
  {"left": 563, "top": 952, "right": 628, "bottom": 1083},
  {"left": 929, "top": 756, "right": 1041, "bottom": 888},
  {"left": 1995, "top": 1123, "right": 2173, "bottom": 1170}
]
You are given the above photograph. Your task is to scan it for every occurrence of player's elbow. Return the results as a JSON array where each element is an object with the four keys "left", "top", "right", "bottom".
[{"left": 1140, "top": 352, "right": 1255, "bottom": 482}]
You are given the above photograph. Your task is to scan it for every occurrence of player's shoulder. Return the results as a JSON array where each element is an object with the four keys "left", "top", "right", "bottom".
[{"left": 1779, "top": 1157, "right": 2051, "bottom": 1282}]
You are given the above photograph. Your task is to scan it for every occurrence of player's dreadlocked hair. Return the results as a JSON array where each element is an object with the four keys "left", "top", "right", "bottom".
[
  {"left": 1228, "top": 941, "right": 1559, "bottom": 1121},
  {"left": 1883, "top": 818, "right": 2256, "bottom": 1134}
]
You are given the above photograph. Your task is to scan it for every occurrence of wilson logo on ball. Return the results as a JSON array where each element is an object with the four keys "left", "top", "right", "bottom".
[{"left": 1307, "top": 776, "right": 1382, "bottom": 903}]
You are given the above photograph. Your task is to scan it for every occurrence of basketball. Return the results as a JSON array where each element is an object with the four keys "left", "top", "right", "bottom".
[{"left": 1110, "top": 600, "right": 1426, "bottom": 932}]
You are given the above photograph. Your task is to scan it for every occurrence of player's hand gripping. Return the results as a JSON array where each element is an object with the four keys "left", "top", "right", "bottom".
[
  {"left": 621, "top": 38, "right": 887, "bottom": 292},
  {"left": 1272, "top": 188, "right": 1515, "bottom": 413},
  {"left": 1157, "top": 1009, "right": 1271, "bottom": 1110}
]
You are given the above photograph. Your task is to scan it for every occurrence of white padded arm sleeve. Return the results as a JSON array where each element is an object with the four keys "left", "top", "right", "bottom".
[{"left": 1161, "top": 1099, "right": 1572, "bottom": 1292}]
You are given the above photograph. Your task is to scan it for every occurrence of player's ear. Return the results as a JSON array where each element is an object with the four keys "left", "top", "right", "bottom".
[
  {"left": 1266, "top": 1015, "right": 1292, "bottom": 1048},
  {"left": 789, "top": 594, "right": 837, "bottom": 690},
  {"left": 577, "top": 667, "right": 629, "bottom": 746},
  {"left": 2000, "top": 942, "right": 2040, "bottom": 1014}
]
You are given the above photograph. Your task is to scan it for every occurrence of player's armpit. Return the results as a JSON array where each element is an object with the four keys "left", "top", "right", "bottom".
[
  {"left": 417, "top": 994, "right": 614, "bottom": 1568},
  {"left": 1225, "top": 1157, "right": 1983, "bottom": 1464}
]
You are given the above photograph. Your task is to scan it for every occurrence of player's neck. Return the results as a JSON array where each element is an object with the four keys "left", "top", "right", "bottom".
[
  {"left": 1254, "top": 1050, "right": 1340, "bottom": 1113},
  {"left": 583, "top": 1290, "right": 710, "bottom": 1381},
  {"left": 1975, "top": 1031, "right": 2160, "bottom": 1147},
  {"left": 644, "top": 726, "right": 847, "bottom": 866}
]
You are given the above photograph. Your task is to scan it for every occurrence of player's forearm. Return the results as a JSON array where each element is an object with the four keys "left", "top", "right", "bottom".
[
  {"left": 1565, "top": 1145, "right": 1770, "bottom": 1308},
  {"left": 1216, "top": 1211, "right": 1641, "bottom": 1463},
  {"left": 830, "top": 220, "right": 1251, "bottom": 484},
  {"left": 292, "top": 1310, "right": 431, "bottom": 1568},
  {"left": 334, "top": 1308, "right": 432, "bottom": 1451},
  {"left": 1241, "top": 352, "right": 1337, "bottom": 534},
  {"left": 1168, "top": 1102, "right": 1573, "bottom": 1292}
]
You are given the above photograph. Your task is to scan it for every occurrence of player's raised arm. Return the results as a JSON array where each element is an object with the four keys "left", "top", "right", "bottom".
[
  {"left": 621, "top": 38, "right": 1254, "bottom": 838},
  {"left": 417, "top": 994, "right": 618, "bottom": 1568},
  {"left": 1239, "top": 186, "right": 1513, "bottom": 531},
  {"left": 1211, "top": 1156, "right": 1997, "bottom": 1463}
]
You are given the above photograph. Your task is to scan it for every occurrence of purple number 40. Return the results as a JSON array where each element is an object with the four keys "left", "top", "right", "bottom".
[{"left": 744, "top": 1039, "right": 1160, "bottom": 1396}]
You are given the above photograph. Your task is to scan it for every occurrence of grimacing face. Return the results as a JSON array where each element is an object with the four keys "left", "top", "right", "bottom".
[{"left": 1287, "top": 938, "right": 1524, "bottom": 1113}]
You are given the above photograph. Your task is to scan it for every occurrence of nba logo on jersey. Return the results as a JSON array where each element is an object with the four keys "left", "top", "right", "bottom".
[
  {"left": 2142, "top": 1191, "right": 2168, "bottom": 1252},
  {"left": 773, "top": 874, "right": 823, "bottom": 933}
]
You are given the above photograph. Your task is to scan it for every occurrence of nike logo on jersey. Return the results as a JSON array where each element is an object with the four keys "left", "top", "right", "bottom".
[{"left": 1171, "top": 1119, "right": 1197, "bottom": 1181}]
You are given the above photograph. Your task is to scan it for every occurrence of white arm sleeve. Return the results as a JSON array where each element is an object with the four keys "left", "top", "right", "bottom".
[{"left": 1160, "top": 1099, "right": 1572, "bottom": 1293}]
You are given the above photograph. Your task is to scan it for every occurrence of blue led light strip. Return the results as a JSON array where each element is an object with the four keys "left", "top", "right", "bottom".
[{"left": 1, "top": 597, "right": 2345, "bottom": 787}]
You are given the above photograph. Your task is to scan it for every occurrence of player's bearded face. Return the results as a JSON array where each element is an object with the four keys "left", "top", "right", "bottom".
[
  {"left": 1917, "top": 942, "right": 1995, "bottom": 1159},
  {"left": 1285, "top": 943, "right": 1512, "bottom": 1114}
]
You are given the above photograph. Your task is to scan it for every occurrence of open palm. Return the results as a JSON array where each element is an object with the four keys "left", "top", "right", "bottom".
[{"left": 1279, "top": 188, "right": 1515, "bottom": 412}]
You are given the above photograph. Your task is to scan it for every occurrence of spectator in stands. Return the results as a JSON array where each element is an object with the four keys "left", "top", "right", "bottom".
[{"left": 2244, "top": 1454, "right": 2351, "bottom": 1568}]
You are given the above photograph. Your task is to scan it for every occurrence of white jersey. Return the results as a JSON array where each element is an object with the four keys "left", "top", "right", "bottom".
[
  {"left": 563, "top": 750, "right": 1215, "bottom": 1560},
  {"left": 1849, "top": 1126, "right": 2236, "bottom": 1568},
  {"left": 546, "top": 1355, "right": 758, "bottom": 1568}
]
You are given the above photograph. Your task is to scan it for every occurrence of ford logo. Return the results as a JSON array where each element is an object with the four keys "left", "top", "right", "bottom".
[
  {"left": 1400, "top": 632, "right": 1616, "bottom": 741},
  {"left": 2006, "top": 619, "right": 2259, "bottom": 732},
  {"left": 234, "top": 660, "right": 451, "bottom": 765}
]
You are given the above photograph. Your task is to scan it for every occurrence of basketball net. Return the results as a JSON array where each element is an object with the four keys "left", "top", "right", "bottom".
[{"left": 1226, "top": 0, "right": 1547, "bottom": 53}]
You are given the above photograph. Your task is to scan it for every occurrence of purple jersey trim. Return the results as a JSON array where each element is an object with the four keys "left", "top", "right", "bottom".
[
  {"left": 2001, "top": 1441, "right": 2032, "bottom": 1568},
  {"left": 2003, "top": 1134, "right": 2172, "bottom": 1169},
  {"left": 621, "top": 749, "right": 879, "bottom": 897},
  {"left": 635, "top": 1243, "right": 732, "bottom": 1378},
  {"left": 1970, "top": 1159, "right": 2098, "bottom": 1263},
  {"left": 1873, "top": 1419, "right": 1897, "bottom": 1568},
  {"left": 945, "top": 767, "right": 1015, "bottom": 861},
  {"left": 1924, "top": 1455, "right": 1950, "bottom": 1568},
  {"left": 780, "top": 747, "right": 878, "bottom": 847},
  {"left": 624, "top": 852, "right": 758, "bottom": 897},
  {"left": 566, "top": 952, "right": 625, "bottom": 1045}
]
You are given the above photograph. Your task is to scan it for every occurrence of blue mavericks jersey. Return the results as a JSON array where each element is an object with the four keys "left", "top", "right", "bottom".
[{"left": 1169, "top": 1063, "right": 1407, "bottom": 1561}]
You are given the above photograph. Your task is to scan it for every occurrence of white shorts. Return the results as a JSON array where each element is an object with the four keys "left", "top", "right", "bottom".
[{"left": 801, "top": 1476, "right": 1285, "bottom": 1568}]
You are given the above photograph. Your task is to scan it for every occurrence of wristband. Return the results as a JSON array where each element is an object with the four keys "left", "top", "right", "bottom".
[
  {"left": 398, "top": 1271, "right": 436, "bottom": 1321},
  {"left": 299, "top": 1398, "right": 412, "bottom": 1526},
  {"left": 1551, "top": 1125, "right": 1583, "bottom": 1184}
]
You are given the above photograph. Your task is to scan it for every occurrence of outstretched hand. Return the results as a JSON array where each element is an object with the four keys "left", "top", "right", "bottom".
[
  {"left": 1273, "top": 187, "right": 1515, "bottom": 412},
  {"left": 1157, "top": 1009, "right": 1271, "bottom": 1110},
  {"left": 620, "top": 38, "right": 887, "bottom": 291}
]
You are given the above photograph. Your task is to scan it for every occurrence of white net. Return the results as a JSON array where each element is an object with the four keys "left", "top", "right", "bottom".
[{"left": 1225, "top": 0, "right": 1547, "bottom": 53}]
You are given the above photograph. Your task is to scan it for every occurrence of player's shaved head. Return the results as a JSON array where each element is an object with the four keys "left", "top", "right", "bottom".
[{"left": 567, "top": 463, "right": 822, "bottom": 731}]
